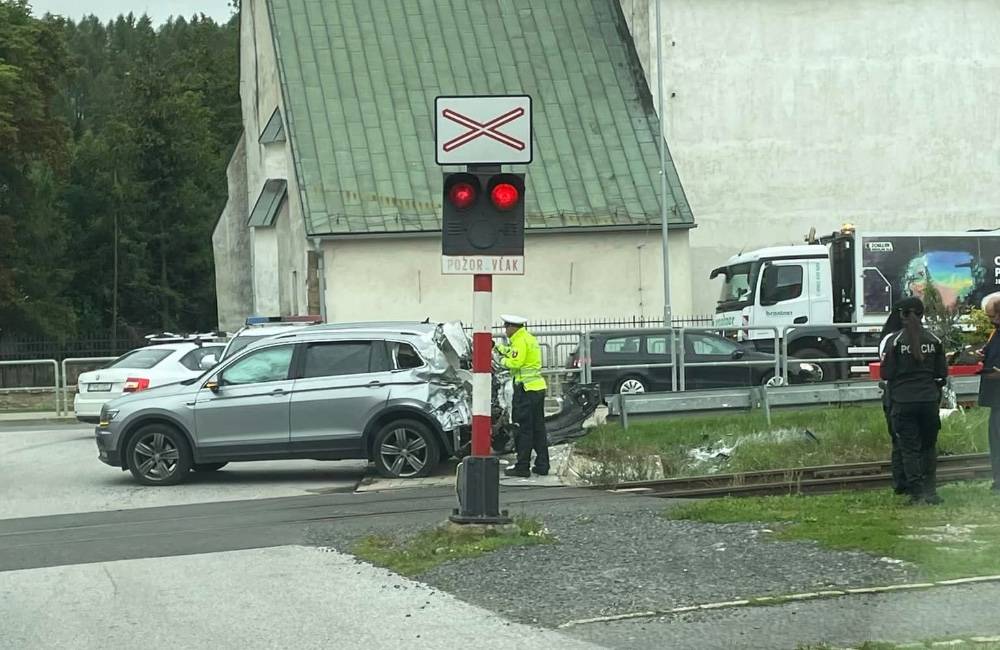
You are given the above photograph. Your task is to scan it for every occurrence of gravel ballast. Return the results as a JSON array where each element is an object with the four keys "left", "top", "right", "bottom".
[
  {"left": 419, "top": 507, "right": 917, "bottom": 627},
  {"left": 311, "top": 494, "right": 918, "bottom": 629}
]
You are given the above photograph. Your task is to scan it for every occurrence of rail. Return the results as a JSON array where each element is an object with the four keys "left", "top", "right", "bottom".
[
  {"left": 0, "top": 359, "right": 60, "bottom": 414},
  {"left": 593, "top": 453, "right": 992, "bottom": 498}
]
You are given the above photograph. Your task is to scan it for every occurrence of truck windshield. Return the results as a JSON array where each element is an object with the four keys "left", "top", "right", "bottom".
[{"left": 718, "top": 262, "right": 757, "bottom": 305}]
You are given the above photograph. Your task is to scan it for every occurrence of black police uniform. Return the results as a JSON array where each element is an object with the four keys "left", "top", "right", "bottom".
[
  {"left": 881, "top": 327, "right": 948, "bottom": 502},
  {"left": 877, "top": 359, "right": 905, "bottom": 493}
]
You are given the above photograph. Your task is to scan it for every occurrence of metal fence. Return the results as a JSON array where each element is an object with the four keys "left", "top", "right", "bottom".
[
  {"left": 609, "top": 375, "right": 982, "bottom": 428},
  {"left": 0, "top": 320, "right": 899, "bottom": 418},
  {"left": 0, "top": 360, "right": 61, "bottom": 414}
]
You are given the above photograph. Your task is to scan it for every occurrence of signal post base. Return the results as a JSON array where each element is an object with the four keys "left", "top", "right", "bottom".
[{"left": 449, "top": 456, "right": 512, "bottom": 525}]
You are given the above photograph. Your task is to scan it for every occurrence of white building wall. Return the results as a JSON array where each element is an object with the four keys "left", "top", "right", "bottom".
[
  {"left": 238, "top": 0, "right": 309, "bottom": 318},
  {"left": 212, "top": 135, "right": 253, "bottom": 331},
  {"left": 621, "top": 0, "right": 1000, "bottom": 313},
  {"left": 321, "top": 230, "right": 693, "bottom": 324},
  {"left": 251, "top": 226, "right": 281, "bottom": 315}
]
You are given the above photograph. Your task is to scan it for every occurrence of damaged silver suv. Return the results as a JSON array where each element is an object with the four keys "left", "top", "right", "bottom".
[
  {"left": 95, "top": 322, "right": 478, "bottom": 485},
  {"left": 95, "top": 320, "right": 602, "bottom": 485}
]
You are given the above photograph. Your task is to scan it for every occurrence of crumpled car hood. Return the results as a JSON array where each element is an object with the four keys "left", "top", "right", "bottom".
[
  {"left": 417, "top": 321, "right": 601, "bottom": 449},
  {"left": 409, "top": 322, "right": 474, "bottom": 432}
]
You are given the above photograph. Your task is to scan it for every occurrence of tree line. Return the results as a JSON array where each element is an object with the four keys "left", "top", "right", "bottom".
[{"left": 0, "top": 0, "right": 240, "bottom": 342}]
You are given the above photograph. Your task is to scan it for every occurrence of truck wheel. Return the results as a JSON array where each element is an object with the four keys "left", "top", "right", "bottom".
[{"left": 791, "top": 348, "right": 834, "bottom": 383}]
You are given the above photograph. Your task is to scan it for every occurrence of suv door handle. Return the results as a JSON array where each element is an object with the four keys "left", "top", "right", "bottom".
[
  {"left": 366, "top": 380, "right": 383, "bottom": 388},
  {"left": 270, "top": 388, "right": 287, "bottom": 395}
]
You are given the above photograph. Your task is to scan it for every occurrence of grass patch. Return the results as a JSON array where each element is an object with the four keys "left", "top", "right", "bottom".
[
  {"left": 353, "top": 516, "right": 554, "bottom": 577},
  {"left": 669, "top": 482, "right": 1000, "bottom": 581},
  {"left": 575, "top": 405, "right": 988, "bottom": 482}
]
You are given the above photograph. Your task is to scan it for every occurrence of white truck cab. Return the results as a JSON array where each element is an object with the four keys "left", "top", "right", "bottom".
[
  {"left": 710, "top": 226, "right": 1000, "bottom": 379},
  {"left": 711, "top": 244, "right": 833, "bottom": 340}
]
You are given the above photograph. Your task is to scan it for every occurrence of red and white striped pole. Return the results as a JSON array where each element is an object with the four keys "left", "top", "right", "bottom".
[{"left": 471, "top": 274, "right": 493, "bottom": 457}]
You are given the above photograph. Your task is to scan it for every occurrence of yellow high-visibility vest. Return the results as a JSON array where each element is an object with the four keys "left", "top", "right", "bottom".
[{"left": 496, "top": 327, "right": 547, "bottom": 391}]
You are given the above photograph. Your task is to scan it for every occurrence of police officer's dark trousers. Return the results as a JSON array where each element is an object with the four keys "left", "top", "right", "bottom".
[
  {"left": 882, "top": 389, "right": 905, "bottom": 492},
  {"left": 891, "top": 401, "right": 940, "bottom": 498},
  {"left": 513, "top": 385, "right": 549, "bottom": 473}
]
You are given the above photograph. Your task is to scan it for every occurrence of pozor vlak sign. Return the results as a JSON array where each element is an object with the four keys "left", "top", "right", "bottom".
[{"left": 436, "top": 95, "right": 530, "bottom": 276}]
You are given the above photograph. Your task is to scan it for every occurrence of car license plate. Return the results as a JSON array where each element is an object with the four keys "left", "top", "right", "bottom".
[{"left": 88, "top": 383, "right": 112, "bottom": 392}]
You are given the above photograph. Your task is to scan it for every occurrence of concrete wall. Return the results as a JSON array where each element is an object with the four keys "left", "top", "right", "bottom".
[
  {"left": 321, "top": 229, "right": 693, "bottom": 324},
  {"left": 621, "top": 0, "right": 1000, "bottom": 313},
  {"left": 212, "top": 135, "right": 253, "bottom": 332}
]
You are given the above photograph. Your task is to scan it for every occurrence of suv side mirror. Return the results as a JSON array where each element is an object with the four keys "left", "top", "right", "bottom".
[
  {"left": 205, "top": 375, "right": 221, "bottom": 393},
  {"left": 199, "top": 354, "right": 218, "bottom": 370},
  {"left": 731, "top": 349, "right": 746, "bottom": 360}
]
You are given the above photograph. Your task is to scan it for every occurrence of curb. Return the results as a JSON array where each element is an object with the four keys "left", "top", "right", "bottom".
[
  {"left": 556, "top": 574, "right": 1000, "bottom": 629},
  {"left": 0, "top": 415, "right": 77, "bottom": 425}
]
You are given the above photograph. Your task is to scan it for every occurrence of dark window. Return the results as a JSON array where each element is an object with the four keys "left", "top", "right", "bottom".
[
  {"left": 107, "top": 348, "right": 172, "bottom": 370},
  {"left": 603, "top": 336, "right": 641, "bottom": 354},
  {"left": 224, "top": 335, "right": 260, "bottom": 359},
  {"left": 391, "top": 342, "right": 424, "bottom": 370},
  {"left": 179, "top": 346, "right": 223, "bottom": 371},
  {"left": 760, "top": 265, "right": 804, "bottom": 303},
  {"left": 685, "top": 333, "right": 740, "bottom": 356},
  {"left": 645, "top": 335, "right": 674, "bottom": 355},
  {"left": 303, "top": 342, "right": 373, "bottom": 378},
  {"left": 221, "top": 345, "right": 294, "bottom": 385}
]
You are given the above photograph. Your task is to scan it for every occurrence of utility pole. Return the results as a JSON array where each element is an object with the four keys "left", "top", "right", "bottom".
[
  {"left": 112, "top": 168, "right": 119, "bottom": 344},
  {"left": 656, "top": 0, "right": 672, "bottom": 327}
]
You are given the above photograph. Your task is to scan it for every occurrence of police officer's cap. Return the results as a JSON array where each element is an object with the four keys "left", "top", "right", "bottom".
[
  {"left": 500, "top": 314, "right": 528, "bottom": 326},
  {"left": 895, "top": 297, "right": 924, "bottom": 315}
]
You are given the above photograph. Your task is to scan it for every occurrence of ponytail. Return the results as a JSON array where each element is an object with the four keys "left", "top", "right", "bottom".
[{"left": 903, "top": 312, "right": 924, "bottom": 361}]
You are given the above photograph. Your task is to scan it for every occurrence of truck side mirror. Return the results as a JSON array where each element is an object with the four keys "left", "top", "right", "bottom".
[{"left": 199, "top": 354, "right": 218, "bottom": 370}]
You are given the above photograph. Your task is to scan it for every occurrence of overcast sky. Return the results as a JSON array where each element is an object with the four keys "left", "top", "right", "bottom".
[{"left": 30, "top": 0, "right": 234, "bottom": 25}]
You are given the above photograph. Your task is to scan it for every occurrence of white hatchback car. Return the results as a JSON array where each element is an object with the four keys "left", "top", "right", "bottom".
[{"left": 74, "top": 341, "right": 224, "bottom": 423}]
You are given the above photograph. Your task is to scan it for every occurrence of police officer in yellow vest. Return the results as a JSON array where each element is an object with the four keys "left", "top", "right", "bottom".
[{"left": 495, "top": 314, "right": 549, "bottom": 478}]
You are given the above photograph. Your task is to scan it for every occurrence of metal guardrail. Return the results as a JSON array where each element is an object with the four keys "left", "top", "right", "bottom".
[
  {"left": 0, "top": 359, "right": 60, "bottom": 414},
  {"left": 61, "top": 356, "right": 117, "bottom": 416},
  {"left": 532, "top": 322, "right": 893, "bottom": 395},
  {"left": 608, "top": 375, "right": 981, "bottom": 428}
]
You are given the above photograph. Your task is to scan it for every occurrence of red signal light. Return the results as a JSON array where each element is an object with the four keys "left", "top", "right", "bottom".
[
  {"left": 448, "top": 182, "right": 477, "bottom": 209},
  {"left": 490, "top": 182, "right": 520, "bottom": 211}
]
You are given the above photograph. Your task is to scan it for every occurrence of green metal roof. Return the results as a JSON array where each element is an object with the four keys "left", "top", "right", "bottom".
[{"left": 266, "top": 0, "right": 693, "bottom": 236}]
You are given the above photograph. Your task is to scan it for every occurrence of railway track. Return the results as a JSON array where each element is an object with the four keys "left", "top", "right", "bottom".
[{"left": 597, "top": 453, "right": 992, "bottom": 498}]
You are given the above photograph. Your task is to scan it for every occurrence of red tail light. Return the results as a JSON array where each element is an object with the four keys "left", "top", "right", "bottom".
[{"left": 123, "top": 377, "right": 150, "bottom": 393}]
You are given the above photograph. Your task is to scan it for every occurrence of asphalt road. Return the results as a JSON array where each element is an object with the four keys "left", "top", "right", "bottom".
[
  {"left": 8, "top": 421, "right": 1000, "bottom": 649},
  {"left": 1, "top": 545, "right": 600, "bottom": 650},
  {"left": 0, "top": 421, "right": 368, "bottom": 519}
]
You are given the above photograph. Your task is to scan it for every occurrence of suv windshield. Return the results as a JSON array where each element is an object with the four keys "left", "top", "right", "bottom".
[
  {"left": 717, "top": 262, "right": 758, "bottom": 306},
  {"left": 224, "top": 334, "right": 266, "bottom": 359}
]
